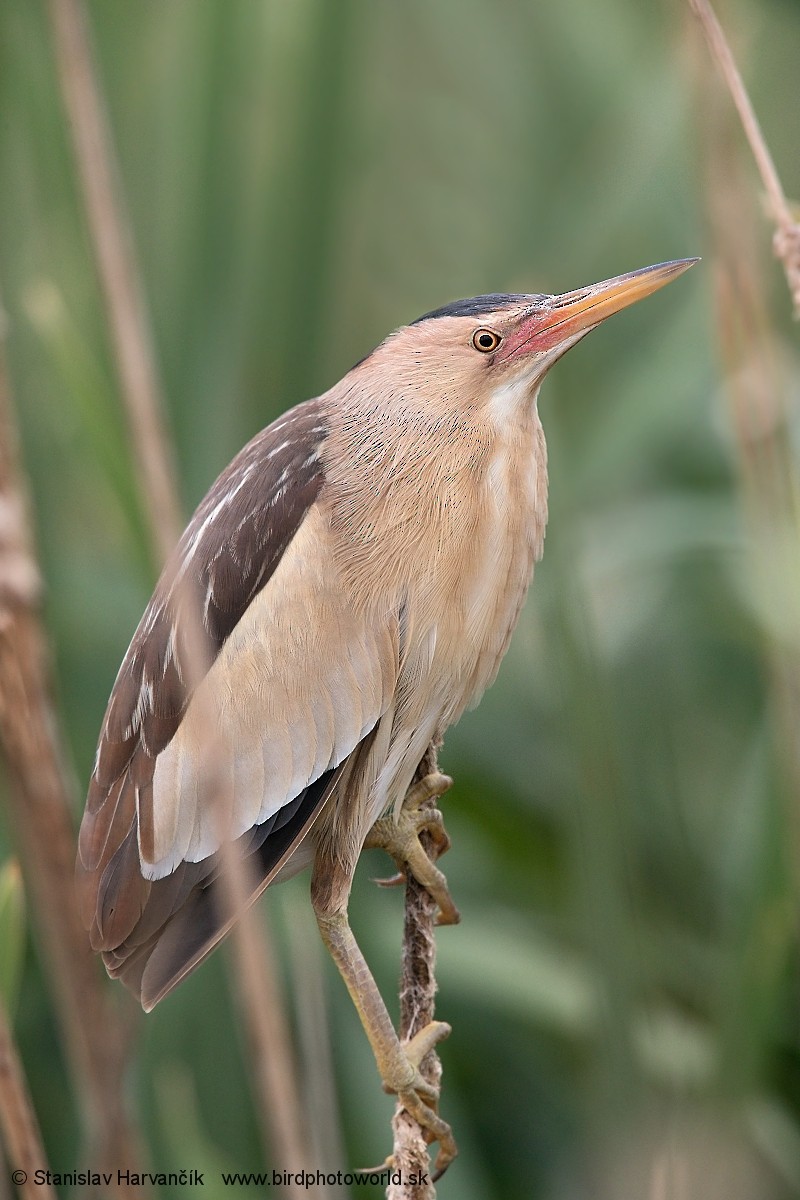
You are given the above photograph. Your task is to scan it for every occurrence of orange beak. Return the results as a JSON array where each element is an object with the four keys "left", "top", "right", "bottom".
[{"left": 502, "top": 258, "right": 699, "bottom": 361}]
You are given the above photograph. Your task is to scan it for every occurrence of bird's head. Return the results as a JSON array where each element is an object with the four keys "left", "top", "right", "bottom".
[{"left": 361, "top": 259, "right": 697, "bottom": 420}]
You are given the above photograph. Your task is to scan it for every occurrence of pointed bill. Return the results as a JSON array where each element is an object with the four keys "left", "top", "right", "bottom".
[{"left": 503, "top": 258, "right": 699, "bottom": 360}]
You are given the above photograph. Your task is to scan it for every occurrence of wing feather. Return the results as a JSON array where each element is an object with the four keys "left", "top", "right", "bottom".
[{"left": 308, "top": 686, "right": 337, "bottom": 779}]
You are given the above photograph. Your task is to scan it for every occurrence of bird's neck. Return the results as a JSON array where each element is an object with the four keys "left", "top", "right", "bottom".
[{"left": 322, "top": 387, "right": 548, "bottom": 615}]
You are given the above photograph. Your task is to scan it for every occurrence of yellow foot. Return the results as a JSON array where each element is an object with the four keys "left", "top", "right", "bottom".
[
  {"left": 365, "top": 772, "right": 460, "bottom": 926},
  {"left": 380, "top": 1019, "right": 458, "bottom": 1178}
]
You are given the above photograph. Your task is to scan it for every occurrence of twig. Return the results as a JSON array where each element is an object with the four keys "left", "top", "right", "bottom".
[
  {"left": 0, "top": 997, "right": 56, "bottom": 1200},
  {"left": 0, "top": 320, "right": 146, "bottom": 1196},
  {"left": 47, "top": 0, "right": 182, "bottom": 562},
  {"left": 689, "top": 0, "right": 800, "bottom": 315},
  {"left": 698, "top": 19, "right": 800, "bottom": 940},
  {"left": 388, "top": 747, "right": 447, "bottom": 1200}
]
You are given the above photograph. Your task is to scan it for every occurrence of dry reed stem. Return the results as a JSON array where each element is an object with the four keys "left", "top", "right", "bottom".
[
  {"left": 0, "top": 999, "right": 56, "bottom": 1200},
  {"left": 285, "top": 900, "right": 347, "bottom": 1192},
  {"left": 699, "top": 24, "right": 800, "bottom": 884},
  {"left": 387, "top": 746, "right": 447, "bottom": 1200},
  {"left": 0, "top": 328, "right": 146, "bottom": 1197},
  {"left": 689, "top": 0, "right": 800, "bottom": 315},
  {"left": 45, "top": 0, "right": 317, "bottom": 1182},
  {"left": 47, "top": 0, "right": 182, "bottom": 562},
  {"left": 217, "top": 844, "right": 314, "bottom": 1198}
]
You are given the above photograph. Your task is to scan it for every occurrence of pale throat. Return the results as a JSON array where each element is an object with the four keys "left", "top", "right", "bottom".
[
  {"left": 486, "top": 370, "right": 549, "bottom": 538},
  {"left": 487, "top": 365, "right": 544, "bottom": 428}
]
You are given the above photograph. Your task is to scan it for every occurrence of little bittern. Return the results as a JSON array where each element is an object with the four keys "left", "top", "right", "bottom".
[{"left": 78, "top": 258, "right": 696, "bottom": 1172}]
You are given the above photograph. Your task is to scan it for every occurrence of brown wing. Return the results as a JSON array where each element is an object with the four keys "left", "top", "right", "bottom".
[{"left": 76, "top": 399, "right": 349, "bottom": 1005}]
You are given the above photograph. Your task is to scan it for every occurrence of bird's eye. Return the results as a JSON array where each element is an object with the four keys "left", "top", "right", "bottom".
[{"left": 472, "top": 328, "right": 501, "bottom": 353}]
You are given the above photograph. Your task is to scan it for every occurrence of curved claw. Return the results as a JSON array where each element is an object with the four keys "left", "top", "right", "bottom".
[
  {"left": 355, "top": 1156, "right": 394, "bottom": 1174},
  {"left": 395, "top": 1088, "right": 458, "bottom": 1179},
  {"left": 432, "top": 1154, "right": 456, "bottom": 1183},
  {"left": 371, "top": 870, "right": 406, "bottom": 889}
]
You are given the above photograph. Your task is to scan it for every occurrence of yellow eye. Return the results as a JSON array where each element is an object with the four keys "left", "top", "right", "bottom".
[{"left": 472, "top": 328, "right": 501, "bottom": 353}]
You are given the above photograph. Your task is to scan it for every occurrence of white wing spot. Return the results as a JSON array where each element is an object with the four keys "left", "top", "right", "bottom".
[
  {"left": 163, "top": 625, "right": 175, "bottom": 674},
  {"left": 203, "top": 578, "right": 215, "bottom": 630},
  {"left": 141, "top": 601, "right": 161, "bottom": 637},
  {"left": 164, "top": 623, "right": 184, "bottom": 684}
]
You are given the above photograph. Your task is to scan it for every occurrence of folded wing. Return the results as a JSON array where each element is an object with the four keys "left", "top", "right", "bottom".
[{"left": 77, "top": 399, "right": 398, "bottom": 1007}]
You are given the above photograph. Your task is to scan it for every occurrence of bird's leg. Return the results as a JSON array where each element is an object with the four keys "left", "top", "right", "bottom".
[
  {"left": 311, "top": 860, "right": 458, "bottom": 1176},
  {"left": 365, "top": 771, "right": 461, "bottom": 926}
]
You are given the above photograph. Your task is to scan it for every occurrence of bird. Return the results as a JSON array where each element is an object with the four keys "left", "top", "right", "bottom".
[{"left": 77, "top": 257, "right": 696, "bottom": 1172}]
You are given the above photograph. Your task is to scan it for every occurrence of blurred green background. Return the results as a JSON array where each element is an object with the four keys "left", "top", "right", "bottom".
[{"left": 2, "top": 0, "right": 800, "bottom": 1197}]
